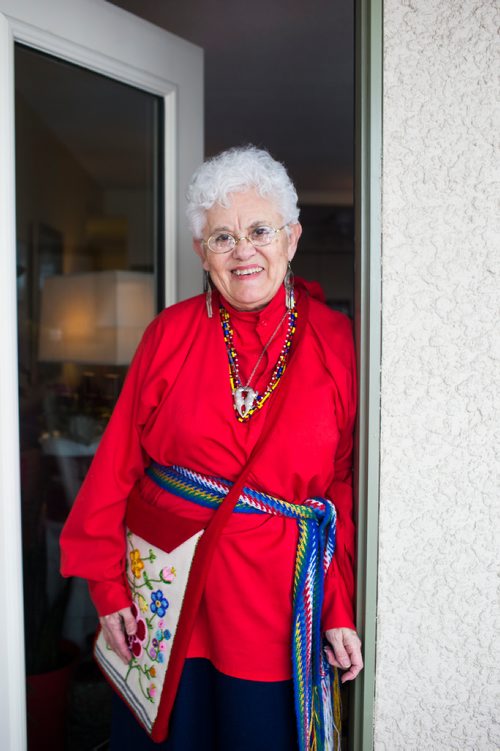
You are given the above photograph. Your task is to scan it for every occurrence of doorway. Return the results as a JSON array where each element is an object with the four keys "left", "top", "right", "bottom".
[
  {"left": 107, "top": 4, "right": 380, "bottom": 751},
  {"left": 0, "top": 0, "right": 382, "bottom": 748}
]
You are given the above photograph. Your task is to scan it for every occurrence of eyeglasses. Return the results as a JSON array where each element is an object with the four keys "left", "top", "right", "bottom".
[{"left": 202, "top": 223, "right": 288, "bottom": 254}]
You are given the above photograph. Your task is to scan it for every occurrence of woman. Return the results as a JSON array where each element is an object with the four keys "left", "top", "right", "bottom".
[{"left": 60, "top": 145, "right": 363, "bottom": 750}]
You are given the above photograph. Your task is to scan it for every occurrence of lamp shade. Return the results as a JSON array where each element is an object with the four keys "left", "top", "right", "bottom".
[{"left": 39, "top": 271, "right": 154, "bottom": 365}]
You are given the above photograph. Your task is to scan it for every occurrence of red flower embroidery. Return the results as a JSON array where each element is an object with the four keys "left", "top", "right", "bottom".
[{"left": 127, "top": 601, "right": 147, "bottom": 658}]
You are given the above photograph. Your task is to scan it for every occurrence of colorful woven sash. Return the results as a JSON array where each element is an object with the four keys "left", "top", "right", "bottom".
[{"left": 146, "top": 462, "right": 341, "bottom": 751}]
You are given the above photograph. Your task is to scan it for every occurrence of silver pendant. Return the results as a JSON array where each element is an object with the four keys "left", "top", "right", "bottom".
[{"left": 233, "top": 387, "right": 258, "bottom": 418}]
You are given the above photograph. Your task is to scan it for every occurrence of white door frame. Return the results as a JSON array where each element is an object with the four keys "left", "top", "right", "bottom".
[{"left": 0, "top": 1, "right": 202, "bottom": 746}]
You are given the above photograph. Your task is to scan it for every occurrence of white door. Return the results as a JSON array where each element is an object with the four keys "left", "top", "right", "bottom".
[{"left": 0, "top": 1, "right": 202, "bottom": 747}]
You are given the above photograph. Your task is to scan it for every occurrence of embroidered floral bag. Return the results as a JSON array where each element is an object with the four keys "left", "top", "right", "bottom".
[{"left": 94, "top": 522, "right": 203, "bottom": 737}]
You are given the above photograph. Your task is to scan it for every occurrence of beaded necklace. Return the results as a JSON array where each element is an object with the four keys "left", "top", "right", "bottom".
[{"left": 219, "top": 303, "right": 298, "bottom": 422}]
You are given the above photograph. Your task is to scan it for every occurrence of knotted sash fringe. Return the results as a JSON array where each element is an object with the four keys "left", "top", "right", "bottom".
[{"left": 146, "top": 462, "right": 341, "bottom": 751}]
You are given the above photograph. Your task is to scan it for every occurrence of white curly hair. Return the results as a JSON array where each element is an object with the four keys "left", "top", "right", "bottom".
[{"left": 185, "top": 145, "right": 300, "bottom": 239}]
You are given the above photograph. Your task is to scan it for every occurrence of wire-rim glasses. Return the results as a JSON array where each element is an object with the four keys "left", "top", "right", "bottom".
[{"left": 202, "top": 223, "right": 289, "bottom": 254}]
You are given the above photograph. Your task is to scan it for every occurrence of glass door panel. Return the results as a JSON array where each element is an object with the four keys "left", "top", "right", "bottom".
[{"left": 15, "top": 44, "right": 163, "bottom": 749}]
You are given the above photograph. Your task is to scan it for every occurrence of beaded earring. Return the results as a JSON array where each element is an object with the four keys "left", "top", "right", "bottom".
[
  {"left": 204, "top": 270, "right": 213, "bottom": 318},
  {"left": 284, "top": 262, "right": 295, "bottom": 310}
]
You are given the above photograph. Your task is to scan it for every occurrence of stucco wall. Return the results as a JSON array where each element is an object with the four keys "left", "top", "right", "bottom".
[{"left": 376, "top": 2, "right": 498, "bottom": 749}]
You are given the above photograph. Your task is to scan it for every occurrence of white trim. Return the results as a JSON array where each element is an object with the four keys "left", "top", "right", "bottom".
[
  {"left": 164, "top": 89, "right": 178, "bottom": 306},
  {"left": 0, "top": 12, "right": 27, "bottom": 750},
  {"left": 7, "top": 19, "right": 177, "bottom": 96}
]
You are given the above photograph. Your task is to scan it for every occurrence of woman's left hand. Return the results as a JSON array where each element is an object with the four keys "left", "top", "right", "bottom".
[{"left": 324, "top": 627, "right": 363, "bottom": 683}]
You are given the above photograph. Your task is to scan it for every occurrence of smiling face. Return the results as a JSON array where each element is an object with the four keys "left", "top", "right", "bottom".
[{"left": 194, "top": 189, "right": 302, "bottom": 311}]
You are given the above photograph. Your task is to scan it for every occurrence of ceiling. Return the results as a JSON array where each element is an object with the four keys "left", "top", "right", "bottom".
[{"left": 108, "top": 0, "right": 355, "bottom": 203}]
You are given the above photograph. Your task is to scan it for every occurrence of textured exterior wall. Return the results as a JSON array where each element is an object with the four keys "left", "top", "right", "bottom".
[{"left": 376, "top": 2, "right": 498, "bottom": 749}]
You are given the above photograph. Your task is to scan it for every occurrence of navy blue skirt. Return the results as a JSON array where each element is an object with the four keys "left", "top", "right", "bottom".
[{"left": 110, "top": 658, "right": 298, "bottom": 750}]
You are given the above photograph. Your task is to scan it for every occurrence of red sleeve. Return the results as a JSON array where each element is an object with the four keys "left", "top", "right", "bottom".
[
  {"left": 59, "top": 319, "right": 159, "bottom": 616},
  {"left": 321, "top": 320, "right": 357, "bottom": 632}
]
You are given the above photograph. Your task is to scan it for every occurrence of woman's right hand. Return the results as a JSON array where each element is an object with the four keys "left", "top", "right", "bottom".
[{"left": 99, "top": 606, "right": 137, "bottom": 665}]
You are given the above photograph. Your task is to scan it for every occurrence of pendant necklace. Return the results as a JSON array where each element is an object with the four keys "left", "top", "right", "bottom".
[{"left": 219, "top": 303, "right": 298, "bottom": 422}]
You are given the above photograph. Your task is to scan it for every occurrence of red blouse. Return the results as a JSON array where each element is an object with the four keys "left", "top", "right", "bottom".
[{"left": 60, "top": 283, "right": 357, "bottom": 682}]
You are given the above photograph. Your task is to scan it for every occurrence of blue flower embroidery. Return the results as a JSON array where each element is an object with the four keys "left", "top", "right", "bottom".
[
  {"left": 150, "top": 589, "right": 169, "bottom": 618},
  {"left": 164, "top": 629, "right": 172, "bottom": 640}
]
